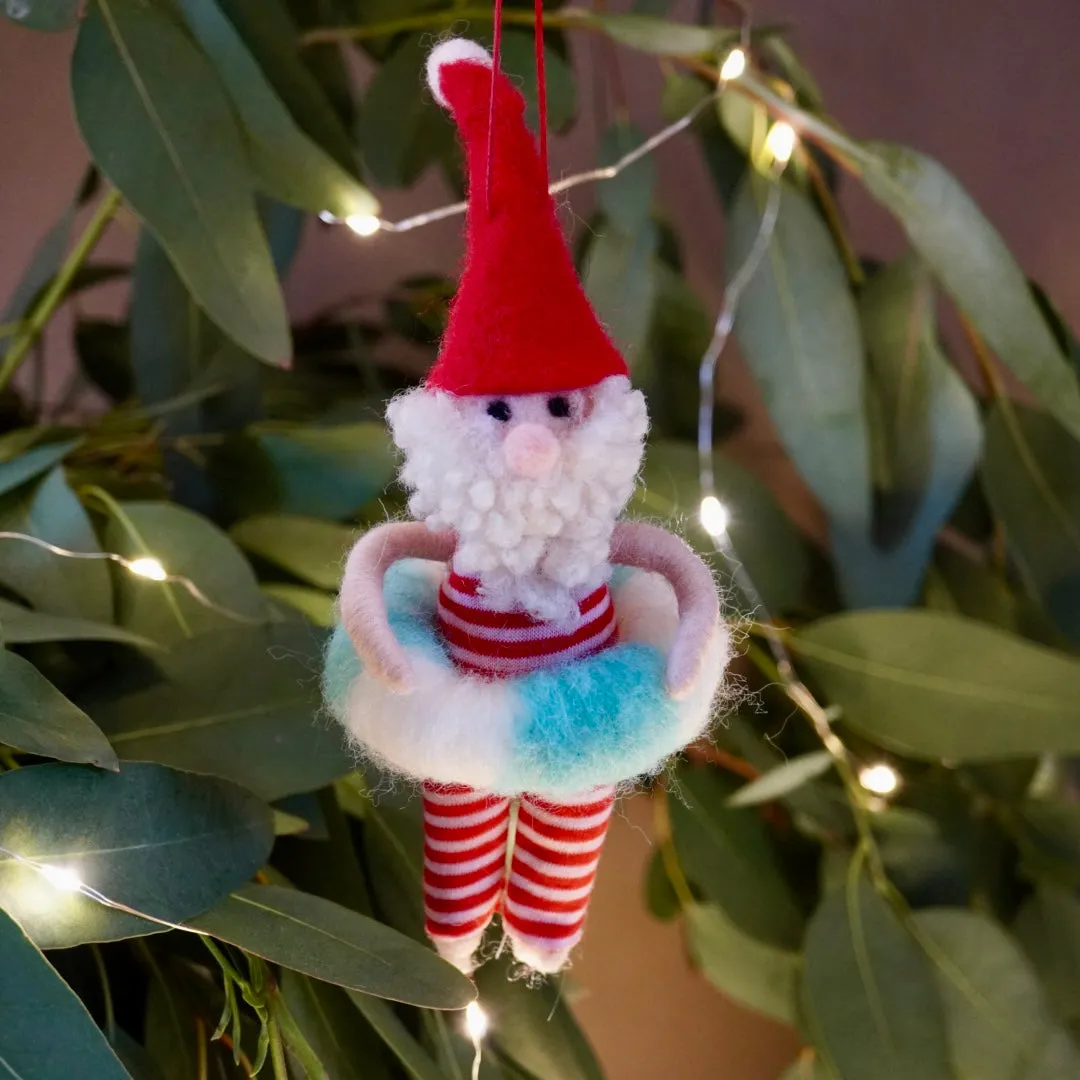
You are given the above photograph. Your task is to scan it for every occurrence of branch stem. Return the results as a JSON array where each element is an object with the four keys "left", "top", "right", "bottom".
[
  {"left": 0, "top": 188, "right": 122, "bottom": 393},
  {"left": 301, "top": 5, "right": 592, "bottom": 45}
]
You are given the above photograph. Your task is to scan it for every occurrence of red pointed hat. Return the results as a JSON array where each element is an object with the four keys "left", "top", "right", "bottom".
[{"left": 424, "top": 39, "right": 629, "bottom": 397}]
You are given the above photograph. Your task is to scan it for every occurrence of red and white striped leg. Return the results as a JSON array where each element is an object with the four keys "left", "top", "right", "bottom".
[
  {"left": 503, "top": 785, "right": 616, "bottom": 973},
  {"left": 422, "top": 782, "right": 511, "bottom": 973}
]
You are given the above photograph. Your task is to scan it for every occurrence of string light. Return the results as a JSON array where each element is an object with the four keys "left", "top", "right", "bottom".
[
  {"left": 464, "top": 1000, "right": 489, "bottom": 1080},
  {"left": 698, "top": 495, "right": 730, "bottom": 538},
  {"left": 763, "top": 121, "right": 797, "bottom": 165},
  {"left": 127, "top": 556, "right": 168, "bottom": 581},
  {"left": 345, "top": 213, "right": 381, "bottom": 237},
  {"left": 719, "top": 47, "right": 747, "bottom": 82},
  {"left": 464, "top": 1000, "right": 489, "bottom": 1040},
  {"left": 317, "top": 91, "right": 716, "bottom": 237},
  {"left": 858, "top": 763, "right": 901, "bottom": 797},
  {"left": 36, "top": 863, "right": 84, "bottom": 893},
  {"left": 0, "top": 532, "right": 264, "bottom": 625}
]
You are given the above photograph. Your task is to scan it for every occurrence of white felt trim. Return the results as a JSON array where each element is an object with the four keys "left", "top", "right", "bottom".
[
  {"left": 338, "top": 564, "right": 728, "bottom": 793},
  {"left": 426, "top": 39, "right": 492, "bottom": 107},
  {"left": 341, "top": 648, "right": 518, "bottom": 789}
]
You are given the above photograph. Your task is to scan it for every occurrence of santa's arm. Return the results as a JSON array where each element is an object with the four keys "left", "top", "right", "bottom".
[
  {"left": 339, "top": 521, "right": 456, "bottom": 692},
  {"left": 610, "top": 521, "right": 721, "bottom": 699}
]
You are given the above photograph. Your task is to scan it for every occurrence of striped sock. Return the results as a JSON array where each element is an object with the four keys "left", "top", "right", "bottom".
[
  {"left": 423, "top": 782, "right": 511, "bottom": 972},
  {"left": 503, "top": 786, "right": 616, "bottom": 973}
]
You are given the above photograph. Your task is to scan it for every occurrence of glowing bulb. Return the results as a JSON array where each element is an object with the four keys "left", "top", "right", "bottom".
[
  {"left": 699, "top": 495, "right": 730, "bottom": 538},
  {"left": 858, "top": 763, "right": 900, "bottom": 797},
  {"left": 128, "top": 556, "right": 167, "bottom": 581},
  {"left": 318, "top": 210, "right": 337, "bottom": 224},
  {"left": 464, "top": 1001, "right": 489, "bottom": 1041},
  {"left": 37, "top": 863, "right": 84, "bottom": 893},
  {"left": 345, "top": 213, "right": 381, "bottom": 237},
  {"left": 720, "top": 48, "right": 747, "bottom": 82},
  {"left": 764, "top": 121, "right": 798, "bottom": 165}
]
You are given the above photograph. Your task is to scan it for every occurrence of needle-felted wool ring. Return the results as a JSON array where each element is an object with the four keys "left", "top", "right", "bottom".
[{"left": 324, "top": 559, "right": 729, "bottom": 797}]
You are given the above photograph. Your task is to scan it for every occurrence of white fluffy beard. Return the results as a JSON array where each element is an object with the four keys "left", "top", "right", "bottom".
[{"left": 386, "top": 375, "right": 649, "bottom": 619}]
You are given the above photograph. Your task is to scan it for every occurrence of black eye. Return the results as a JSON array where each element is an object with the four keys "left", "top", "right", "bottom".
[
  {"left": 486, "top": 399, "right": 512, "bottom": 422},
  {"left": 547, "top": 396, "right": 571, "bottom": 418}
]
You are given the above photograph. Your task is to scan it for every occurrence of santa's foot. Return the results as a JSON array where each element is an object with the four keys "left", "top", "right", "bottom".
[
  {"left": 506, "top": 933, "right": 578, "bottom": 975},
  {"left": 431, "top": 932, "right": 486, "bottom": 974}
]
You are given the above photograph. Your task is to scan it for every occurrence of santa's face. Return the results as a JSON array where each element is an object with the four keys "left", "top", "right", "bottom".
[{"left": 386, "top": 375, "right": 648, "bottom": 618}]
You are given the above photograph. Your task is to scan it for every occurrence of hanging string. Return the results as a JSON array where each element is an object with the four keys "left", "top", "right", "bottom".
[
  {"left": 534, "top": 0, "right": 549, "bottom": 179},
  {"left": 485, "top": 0, "right": 505, "bottom": 217}
]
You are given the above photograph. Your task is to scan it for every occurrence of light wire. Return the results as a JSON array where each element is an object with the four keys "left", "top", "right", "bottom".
[{"left": 0, "top": 532, "right": 266, "bottom": 626}]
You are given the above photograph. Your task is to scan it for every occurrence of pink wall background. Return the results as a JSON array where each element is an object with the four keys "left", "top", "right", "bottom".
[{"left": 2, "top": 2, "right": 1079, "bottom": 1075}]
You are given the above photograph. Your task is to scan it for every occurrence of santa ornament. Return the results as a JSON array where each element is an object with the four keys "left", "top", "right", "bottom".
[{"left": 324, "top": 36, "right": 730, "bottom": 976}]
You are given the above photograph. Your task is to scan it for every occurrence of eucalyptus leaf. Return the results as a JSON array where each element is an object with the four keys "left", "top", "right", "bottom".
[
  {"left": 597, "top": 122, "right": 656, "bottom": 234},
  {"left": 684, "top": 901, "right": 799, "bottom": 1024},
  {"left": 500, "top": 29, "right": 577, "bottom": 133},
  {"left": 75, "top": 319, "right": 133, "bottom": 402},
  {"left": 102, "top": 500, "right": 269, "bottom": 646},
  {"left": 72, "top": 0, "right": 290, "bottom": 363},
  {"left": 670, "top": 764, "right": 803, "bottom": 947},
  {"left": 589, "top": 11, "right": 734, "bottom": 56},
  {"left": 348, "top": 991, "right": 442, "bottom": 1080},
  {"left": 213, "top": 0, "right": 360, "bottom": 173},
  {"left": 261, "top": 583, "right": 336, "bottom": 626},
  {"left": 359, "top": 35, "right": 455, "bottom": 188},
  {"left": 801, "top": 860, "right": 952, "bottom": 1080},
  {"left": 584, "top": 222, "right": 658, "bottom": 366},
  {"left": 190, "top": 883, "right": 475, "bottom": 1009},
  {"left": 0, "top": 597, "right": 157, "bottom": 649},
  {"left": 835, "top": 255, "right": 981, "bottom": 607},
  {"left": 643, "top": 848, "right": 680, "bottom": 920},
  {"left": 0, "top": 466, "right": 112, "bottom": 621},
  {"left": 728, "top": 174, "right": 871, "bottom": 534},
  {"left": 1030, "top": 280, "right": 1080, "bottom": 375},
  {"left": 231, "top": 513, "right": 356, "bottom": 590},
  {"left": 0, "top": 761, "right": 273, "bottom": 948},
  {"left": 0, "top": 908, "right": 131, "bottom": 1079},
  {"left": 1014, "top": 884, "right": 1080, "bottom": 1023},
  {"left": 727, "top": 752, "right": 833, "bottom": 808},
  {"left": 474, "top": 954, "right": 605, "bottom": 1080},
  {"left": 0, "top": 0, "right": 78, "bottom": 31},
  {"left": 280, "top": 971, "right": 389, "bottom": 1080},
  {"left": 645, "top": 264, "right": 720, "bottom": 440},
  {"left": 88, "top": 622, "right": 353, "bottom": 801},
  {"left": 360, "top": 784, "right": 426, "bottom": 942},
  {"left": 143, "top": 968, "right": 248, "bottom": 1080},
  {"left": 0, "top": 437, "right": 79, "bottom": 498},
  {"left": 129, "top": 230, "right": 260, "bottom": 511},
  {"left": 982, "top": 402, "right": 1080, "bottom": 643},
  {"left": 177, "top": 0, "right": 376, "bottom": 218},
  {"left": 0, "top": 648, "right": 117, "bottom": 768},
  {"left": 1013, "top": 800, "right": 1080, "bottom": 887},
  {"left": 912, "top": 907, "right": 1080, "bottom": 1079},
  {"left": 793, "top": 609, "right": 1080, "bottom": 760},
  {"left": 636, "top": 440, "right": 812, "bottom": 614},
  {"left": 143, "top": 979, "right": 196, "bottom": 1080},
  {"left": 254, "top": 422, "right": 396, "bottom": 519},
  {"left": 858, "top": 142, "right": 1080, "bottom": 440},
  {"left": 110, "top": 1028, "right": 167, "bottom": 1080},
  {"left": 0, "top": 193, "right": 74, "bottom": 361}
]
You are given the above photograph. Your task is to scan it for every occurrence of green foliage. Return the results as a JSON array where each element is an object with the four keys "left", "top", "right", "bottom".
[
  {"left": 3, "top": 3, "right": 1080, "bottom": 1077},
  {"left": 0, "top": 908, "right": 129, "bottom": 1078}
]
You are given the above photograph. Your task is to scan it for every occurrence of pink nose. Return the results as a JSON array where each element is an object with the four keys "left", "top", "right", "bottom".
[{"left": 503, "top": 423, "right": 561, "bottom": 477}]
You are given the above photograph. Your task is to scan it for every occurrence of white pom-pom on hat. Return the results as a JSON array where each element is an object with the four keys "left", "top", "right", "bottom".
[{"left": 426, "top": 38, "right": 492, "bottom": 107}]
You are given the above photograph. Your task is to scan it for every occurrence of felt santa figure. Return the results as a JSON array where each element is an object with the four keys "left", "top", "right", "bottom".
[{"left": 323, "top": 38, "right": 730, "bottom": 975}]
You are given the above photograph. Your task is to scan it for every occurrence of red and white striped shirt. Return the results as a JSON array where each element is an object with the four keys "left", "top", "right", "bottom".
[{"left": 436, "top": 571, "right": 617, "bottom": 677}]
